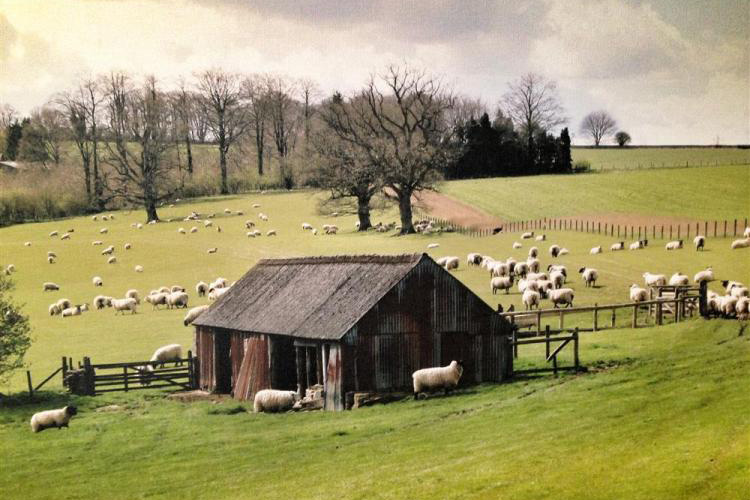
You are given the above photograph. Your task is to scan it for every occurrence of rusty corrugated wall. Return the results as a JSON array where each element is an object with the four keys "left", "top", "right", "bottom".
[
  {"left": 233, "top": 334, "right": 271, "bottom": 401},
  {"left": 324, "top": 344, "right": 344, "bottom": 411}
]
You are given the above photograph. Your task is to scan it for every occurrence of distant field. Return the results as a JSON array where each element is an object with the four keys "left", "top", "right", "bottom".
[
  {"left": 439, "top": 165, "right": 750, "bottom": 222},
  {"left": 572, "top": 146, "right": 750, "bottom": 170}
]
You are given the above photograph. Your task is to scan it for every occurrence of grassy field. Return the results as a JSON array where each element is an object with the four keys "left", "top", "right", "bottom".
[
  {"left": 572, "top": 146, "right": 750, "bottom": 170},
  {"left": 439, "top": 165, "right": 750, "bottom": 221}
]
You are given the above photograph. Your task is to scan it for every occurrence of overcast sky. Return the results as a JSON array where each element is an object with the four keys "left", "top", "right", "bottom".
[{"left": 0, "top": 0, "right": 747, "bottom": 144}]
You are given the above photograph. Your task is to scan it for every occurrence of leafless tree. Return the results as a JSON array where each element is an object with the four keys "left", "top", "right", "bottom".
[
  {"left": 265, "top": 75, "right": 301, "bottom": 188},
  {"left": 502, "top": 73, "right": 566, "bottom": 153},
  {"left": 299, "top": 77, "right": 321, "bottom": 143},
  {"left": 241, "top": 75, "right": 270, "bottom": 176},
  {"left": 0, "top": 103, "right": 17, "bottom": 129},
  {"left": 102, "top": 74, "right": 177, "bottom": 221},
  {"left": 581, "top": 110, "right": 618, "bottom": 146},
  {"left": 196, "top": 69, "right": 250, "bottom": 194},
  {"left": 446, "top": 95, "right": 487, "bottom": 130},
  {"left": 171, "top": 81, "right": 196, "bottom": 175}
]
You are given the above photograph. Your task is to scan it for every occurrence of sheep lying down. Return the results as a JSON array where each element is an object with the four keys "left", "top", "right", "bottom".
[{"left": 412, "top": 360, "right": 464, "bottom": 399}]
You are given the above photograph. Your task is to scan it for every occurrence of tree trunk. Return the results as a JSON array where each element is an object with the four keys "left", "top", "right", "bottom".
[
  {"left": 398, "top": 189, "right": 415, "bottom": 234},
  {"left": 256, "top": 128, "right": 264, "bottom": 176},
  {"left": 145, "top": 199, "right": 159, "bottom": 223},
  {"left": 185, "top": 135, "right": 193, "bottom": 175},
  {"left": 82, "top": 156, "right": 91, "bottom": 205},
  {"left": 219, "top": 146, "right": 228, "bottom": 194},
  {"left": 357, "top": 194, "right": 372, "bottom": 231}
]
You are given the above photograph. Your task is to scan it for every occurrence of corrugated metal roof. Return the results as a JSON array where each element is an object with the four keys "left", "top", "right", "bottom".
[{"left": 193, "top": 254, "right": 427, "bottom": 340}]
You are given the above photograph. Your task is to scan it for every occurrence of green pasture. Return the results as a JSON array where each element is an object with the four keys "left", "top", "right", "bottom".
[
  {"left": 439, "top": 165, "right": 750, "bottom": 221},
  {"left": 571, "top": 146, "right": 750, "bottom": 170}
]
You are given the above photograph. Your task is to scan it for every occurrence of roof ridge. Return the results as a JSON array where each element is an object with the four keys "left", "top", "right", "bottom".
[{"left": 257, "top": 254, "right": 424, "bottom": 266}]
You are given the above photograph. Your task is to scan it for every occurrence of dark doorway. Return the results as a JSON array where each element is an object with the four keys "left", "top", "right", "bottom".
[
  {"left": 270, "top": 336, "right": 297, "bottom": 390},
  {"left": 440, "top": 332, "right": 472, "bottom": 387},
  {"left": 215, "top": 334, "right": 232, "bottom": 393}
]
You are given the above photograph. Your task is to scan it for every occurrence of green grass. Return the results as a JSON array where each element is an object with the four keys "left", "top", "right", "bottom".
[
  {"left": 439, "top": 165, "right": 750, "bottom": 221},
  {"left": 572, "top": 146, "right": 750, "bottom": 171},
  {"left": 1, "top": 320, "right": 748, "bottom": 499}
]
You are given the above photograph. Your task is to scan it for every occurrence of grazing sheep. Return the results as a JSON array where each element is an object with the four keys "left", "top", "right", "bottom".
[
  {"left": 514, "top": 262, "right": 529, "bottom": 278},
  {"left": 190, "top": 227, "right": 198, "bottom": 233},
  {"left": 107, "top": 256, "right": 117, "bottom": 264},
  {"left": 610, "top": 241, "right": 625, "bottom": 251},
  {"left": 693, "top": 235, "right": 705, "bottom": 251},
  {"left": 49, "top": 230, "right": 58, "bottom": 237},
  {"left": 302, "top": 223, "right": 313, "bottom": 230},
  {"left": 665, "top": 240, "right": 683, "bottom": 250},
  {"left": 61, "top": 305, "right": 85, "bottom": 317},
  {"left": 521, "top": 232, "right": 534, "bottom": 239},
  {"left": 512, "top": 242, "right": 522, "bottom": 249},
  {"left": 102, "top": 216, "right": 109, "bottom": 221},
  {"left": 558, "top": 248, "right": 569, "bottom": 256},
  {"left": 731, "top": 237, "right": 750, "bottom": 249},
  {"left": 253, "top": 389, "right": 299, "bottom": 413},
  {"left": 30, "top": 406, "right": 77, "bottom": 433},
  {"left": 427, "top": 243, "right": 439, "bottom": 249},
  {"left": 246, "top": 231, "right": 256, "bottom": 238},
  {"left": 489, "top": 262, "right": 509, "bottom": 277},
  {"left": 412, "top": 360, "right": 464, "bottom": 399},
  {"left": 491, "top": 276, "right": 514, "bottom": 294},
  {"left": 579, "top": 267, "right": 599, "bottom": 287},
  {"left": 93, "top": 295, "right": 113, "bottom": 309},
  {"left": 252, "top": 203, "right": 260, "bottom": 208},
  {"left": 47, "top": 256, "right": 56, "bottom": 264},
  {"left": 166, "top": 291, "right": 189, "bottom": 309},
  {"left": 736, "top": 296, "right": 750, "bottom": 320},
  {"left": 208, "top": 287, "right": 230, "bottom": 301},
  {"left": 134, "top": 265, "right": 143, "bottom": 273},
  {"left": 590, "top": 246, "right": 602, "bottom": 255},
  {"left": 101, "top": 246, "right": 115, "bottom": 255},
  {"left": 312, "top": 228, "right": 318, "bottom": 235},
  {"left": 549, "top": 245, "right": 561, "bottom": 257},
  {"left": 136, "top": 223, "right": 143, "bottom": 229},
  {"left": 207, "top": 247, "right": 218, "bottom": 254},
  {"left": 547, "top": 288, "right": 575, "bottom": 308},
  {"left": 56, "top": 298, "right": 71, "bottom": 309},
  {"left": 535, "top": 234, "right": 546, "bottom": 241},
  {"left": 184, "top": 305, "right": 209, "bottom": 326},
  {"left": 150, "top": 344, "right": 183, "bottom": 368},
  {"left": 210, "top": 278, "right": 228, "bottom": 289},
  {"left": 224, "top": 208, "right": 232, "bottom": 214},
  {"left": 170, "top": 285, "right": 186, "bottom": 293},
  {"left": 145, "top": 292, "right": 168, "bottom": 309},
  {"left": 467, "top": 253, "right": 483, "bottom": 266},
  {"left": 60, "top": 233, "right": 71, "bottom": 240},
  {"left": 259, "top": 213, "right": 269, "bottom": 221},
  {"left": 112, "top": 297, "right": 137, "bottom": 314},
  {"left": 125, "top": 289, "right": 140, "bottom": 304},
  {"left": 245, "top": 220, "right": 256, "bottom": 228},
  {"left": 437, "top": 256, "right": 459, "bottom": 271},
  {"left": 693, "top": 267, "right": 714, "bottom": 284},
  {"left": 720, "top": 295, "right": 738, "bottom": 316},
  {"left": 517, "top": 278, "right": 538, "bottom": 294},
  {"left": 92, "top": 240, "right": 103, "bottom": 246},
  {"left": 99, "top": 228, "right": 108, "bottom": 234},
  {"left": 550, "top": 270, "right": 566, "bottom": 289},
  {"left": 49, "top": 303, "right": 62, "bottom": 316},
  {"left": 730, "top": 286, "right": 749, "bottom": 299},
  {"left": 124, "top": 243, "right": 132, "bottom": 250},
  {"left": 43, "top": 282, "right": 60, "bottom": 292},
  {"left": 527, "top": 258, "right": 540, "bottom": 273},
  {"left": 505, "top": 258, "right": 517, "bottom": 275},
  {"left": 178, "top": 228, "right": 186, "bottom": 234},
  {"left": 157, "top": 286, "right": 170, "bottom": 294},
  {"left": 196, "top": 281, "right": 208, "bottom": 297},
  {"left": 547, "top": 264, "right": 567, "bottom": 278},
  {"left": 324, "top": 225, "right": 338, "bottom": 235},
  {"left": 92, "top": 276, "right": 103, "bottom": 287},
  {"left": 522, "top": 289, "right": 541, "bottom": 310},
  {"left": 528, "top": 247, "right": 538, "bottom": 258},
  {"left": 669, "top": 273, "right": 689, "bottom": 286},
  {"left": 630, "top": 284, "right": 648, "bottom": 303},
  {"left": 643, "top": 272, "right": 666, "bottom": 287},
  {"left": 526, "top": 272, "right": 548, "bottom": 282}
]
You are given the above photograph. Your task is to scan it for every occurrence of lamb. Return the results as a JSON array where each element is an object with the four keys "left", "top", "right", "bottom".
[
  {"left": 259, "top": 213, "right": 269, "bottom": 221},
  {"left": 522, "top": 289, "right": 541, "bottom": 310},
  {"left": 112, "top": 297, "right": 137, "bottom": 314},
  {"left": 207, "top": 247, "right": 218, "bottom": 254},
  {"left": 528, "top": 247, "right": 538, "bottom": 258},
  {"left": 630, "top": 284, "right": 648, "bottom": 303},
  {"left": 253, "top": 389, "right": 300, "bottom": 413},
  {"left": 208, "top": 287, "right": 230, "bottom": 301},
  {"left": 610, "top": 241, "right": 625, "bottom": 251},
  {"left": 550, "top": 270, "right": 566, "bottom": 289},
  {"left": 668, "top": 273, "right": 689, "bottom": 286},
  {"left": 665, "top": 240, "right": 683, "bottom": 250},
  {"left": 101, "top": 215, "right": 108, "bottom": 221},
  {"left": 170, "top": 285, "right": 185, "bottom": 293},
  {"left": 145, "top": 292, "right": 168, "bottom": 309},
  {"left": 549, "top": 245, "right": 561, "bottom": 257},
  {"left": 150, "top": 344, "right": 183, "bottom": 368},
  {"left": 693, "top": 235, "right": 705, "bottom": 251},
  {"left": 125, "top": 289, "right": 140, "bottom": 304},
  {"left": 467, "top": 253, "right": 483, "bottom": 266},
  {"left": 245, "top": 220, "right": 256, "bottom": 229},
  {"left": 136, "top": 223, "right": 143, "bottom": 229},
  {"left": 134, "top": 265, "right": 143, "bottom": 273},
  {"left": 521, "top": 232, "right": 534, "bottom": 239},
  {"left": 535, "top": 279, "right": 554, "bottom": 295},
  {"left": 184, "top": 305, "right": 209, "bottom": 326},
  {"left": 590, "top": 246, "right": 602, "bottom": 254},
  {"left": 693, "top": 267, "right": 714, "bottom": 284},
  {"left": 30, "top": 406, "right": 77, "bottom": 433},
  {"left": 166, "top": 291, "right": 189, "bottom": 309},
  {"left": 43, "top": 282, "right": 60, "bottom": 292},
  {"left": 535, "top": 234, "right": 546, "bottom": 241},
  {"left": 93, "top": 295, "right": 113, "bottom": 309},
  {"left": 641, "top": 272, "right": 665, "bottom": 287},
  {"left": 211, "top": 277, "right": 228, "bottom": 289},
  {"left": 412, "top": 360, "right": 464, "bottom": 399},
  {"left": 196, "top": 281, "right": 208, "bottom": 297},
  {"left": 730, "top": 237, "right": 750, "bottom": 249},
  {"left": 107, "top": 256, "right": 117, "bottom": 264},
  {"left": 579, "top": 267, "right": 598, "bottom": 287},
  {"left": 92, "top": 276, "right": 103, "bottom": 287},
  {"left": 512, "top": 242, "right": 522, "bottom": 249},
  {"left": 547, "top": 288, "right": 574, "bottom": 308},
  {"left": 491, "top": 276, "right": 514, "bottom": 294},
  {"left": 224, "top": 208, "right": 232, "bottom": 214}
]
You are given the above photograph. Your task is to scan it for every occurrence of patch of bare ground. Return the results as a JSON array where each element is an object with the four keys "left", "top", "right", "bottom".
[{"left": 413, "top": 190, "right": 505, "bottom": 229}]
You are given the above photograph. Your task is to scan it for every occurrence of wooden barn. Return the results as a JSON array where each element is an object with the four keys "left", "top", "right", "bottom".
[{"left": 191, "top": 254, "right": 513, "bottom": 410}]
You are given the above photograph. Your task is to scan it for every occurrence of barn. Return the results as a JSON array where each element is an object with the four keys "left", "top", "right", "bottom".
[{"left": 191, "top": 253, "right": 513, "bottom": 410}]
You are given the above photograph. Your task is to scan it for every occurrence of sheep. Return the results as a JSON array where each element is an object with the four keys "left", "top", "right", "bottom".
[
  {"left": 259, "top": 213, "right": 269, "bottom": 221},
  {"left": 92, "top": 276, "right": 103, "bottom": 287},
  {"left": 579, "top": 267, "right": 599, "bottom": 287},
  {"left": 550, "top": 270, "right": 566, "bottom": 289},
  {"left": 107, "top": 256, "right": 117, "bottom": 264},
  {"left": 184, "top": 305, "right": 209, "bottom": 326},
  {"left": 489, "top": 262, "right": 509, "bottom": 277},
  {"left": 467, "top": 253, "right": 483, "bottom": 266},
  {"left": 99, "top": 228, "right": 108, "bottom": 234},
  {"left": 47, "top": 256, "right": 56, "bottom": 264},
  {"left": 210, "top": 278, "right": 228, "bottom": 289},
  {"left": 721, "top": 280, "right": 744, "bottom": 293},
  {"left": 150, "top": 344, "right": 183, "bottom": 368},
  {"left": 547, "top": 264, "right": 567, "bottom": 278},
  {"left": 56, "top": 298, "right": 71, "bottom": 309},
  {"left": 49, "top": 303, "right": 62, "bottom": 316},
  {"left": 549, "top": 245, "right": 561, "bottom": 257},
  {"left": 526, "top": 258, "right": 540, "bottom": 273},
  {"left": 123, "top": 243, "right": 132, "bottom": 251},
  {"left": 49, "top": 230, "right": 58, "bottom": 237},
  {"left": 610, "top": 241, "right": 625, "bottom": 251},
  {"left": 302, "top": 223, "right": 313, "bottom": 230},
  {"left": 206, "top": 247, "right": 218, "bottom": 255},
  {"left": 178, "top": 227, "right": 186, "bottom": 234},
  {"left": 112, "top": 297, "right": 137, "bottom": 314},
  {"left": 505, "top": 258, "right": 517, "bottom": 275},
  {"left": 547, "top": 288, "right": 574, "bottom": 308},
  {"left": 630, "top": 284, "right": 648, "bottom": 303},
  {"left": 437, "top": 256, "right": 459, "bottom": 271},
  {"left": 736, "top": 296, "right": 750, "bottom": 320},
  {"left": 590, "top": 246, "right": 602, "bottom": 255},
  {"left": 643, "top": 272, "right": 666, "bottom": 287},
  {"left": 43, "top": 282, "right": 60, "bottom": 292},
  {"left": 170, "top": 285, "right": 185, "bottom": 293},
  {"left": 190, "top": 227, "right": 198, "bottom": 233},
  {"left": 324, "top": 225, "right": 338, "bottom": 235},
  {"left": 157, "top": 286, "right": 171, "bottom": 294},
  {"left": 522, "top": 289, "right": 541, "bottom": 310},
  {"left": 61, "top": 233, "right": 71, "bottom": 240},
  {"left": 412, "top": 360, "right": 464, "bottom": 399},
  {"left": 512, "top": 242, "right": 522, "bottom": 249},
  {"left": 93, "top": 295, "right": 113, "bottom": 309},
  {"left": 101, "top": 215, "right": 109, "bottom": 221},
  {"left": 513, "top": 262, "right": 529, "bottom": 278},
  {"left": 224, "top": 208, "right": 232, "bottom": 214},
  {"left": 196, "top": 281, "right": 208, "bottom": 297},
  {"left": 136, "top": 223, "right": 143, "bottom": 229},
  {"left": 693, "top": 235, "right": 705, "bottom": 251},
  {"left": 521, "top": 232, "right": 534, "bottom": 239},
  {"left": 208, "top": 287, "right": 230, "bottom": 301},
  {"left": 92, "top": 240, "right": 103, "bottom": 246},
  {"left": 535, "top": 234, "right": 546, "bottom": 241},
  {"left": 252, "top": 203, "right": 261, "bottom": 208},
  {"left": 693, "top": 267, "right": 714, "bottom": 284},
  {"left": 665, "top": 240, "right": 683, "bottom": 250},
  {"left": 125, "top": 289, "right": 140, "bottom": 304},
  {"left": 730, "top": 286, "right": 749, "bottom": 299},
  {"left": 526, "top": 272, "right": 548, "bottom": 281},
  {"left": 101, "top": 246, "right": 115, "bottom": 255},
  {"left": 61, "top": 305, "right": 85, "bottom": 318},
  {"left": 720, "top": 295, "right": 738, "bottom": 316},
  {"left": 528, "top": 247, "right": 539, "bottom": 258},
  {"left": 491, "top": 276, "right": 514, "bottom": 294},
  {"left": 134, "top": 265, "right": 143, "bottom": 273},
  {"left": 427, "top": 243, "right": 440, "bottom": 249},
  {"left": 517, "top": 278, "right": 538, "bottom": 294},
  {"left": 745, "top": 227, "right": 750, "bottom": 238},
  {"left": 253, "top": 389, "right": 299, "bottom": 413},
  {"left": 668, "top": 273, "right": 689, "bottom": 286},
  {"left": 166, "top": 291, "right": 189, "bottom": 309},
  {"left": 730, "top": 237, "right": 750, "bottom": 249},
  {"left": 245, "top": 220, "right": 256, "bottom": 229},
  {"left": 145, "top": 292, "right": 168, "bottom": 309},
  {"left": 246, "top": 231, "right": 256, "bottom": 238},
  {"left": 6, "top": 264, "right": 16, "bottom": 273},
  {"left": 558, "top": 248, "right": 569, "bottom": 256},
  {"left": 236, "top": 210, "right": 243, "bottom": 216},
  {"left": 30, "top": 406, "right": 77, "bottom": 433}
]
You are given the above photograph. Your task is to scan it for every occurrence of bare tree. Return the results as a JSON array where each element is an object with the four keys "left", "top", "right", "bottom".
[
  {"left": 265, "top": 75, "right": 301, "bottom": 188},
  {"left": 102, "top": 74, "right": 176, "bottom": 221},
  {"left": 502, "top": 73, "right": 566, "bottom": 155},
  {"left": 242, "top": 75, "right": 270, "bottom": 176},
  {"left": 299, "top": 77, "right": 321, "bottom": 143},
  {"left": 581, "top": 110, "right": 617, "bottom": 146},
  {"left": 196, "top": 69, "right": 250, "bottom": 194},
  {"left": 0, "top": 104, "right": 17, "bottom": 130},
  {"left": 171, "top": 81, "right": 196, "bottom": 175}
]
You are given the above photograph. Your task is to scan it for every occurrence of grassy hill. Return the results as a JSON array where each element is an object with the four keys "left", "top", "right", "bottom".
[{"left": 571, "top": 146, "right": 750, "bottom": 170}]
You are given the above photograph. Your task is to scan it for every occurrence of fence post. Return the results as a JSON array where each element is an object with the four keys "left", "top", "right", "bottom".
[
  {"left": 724, "top": 220, "right": 727, "bottom": 237},
  {"left": 27, "top": 370, "right": 34, "bottom": 398},
  {"left": 714, "top": 221, "right": 717, "bottom": 237},
  {"left": 545, "top": 325, "right": 550, "bottom": 359},
  {"left": 632, "top": 305, "right": 638, "bottom": 328},
  {"left": 593, "top": 303, "right": 598, "bottom": 331},
  {"left": 573, "top": 328, "right": 579, "bottom": 371},
  {"left": 638, "top": 226, "right": 641, "bottom": 239},
  {"left": 677, "top": 225, "right": 680, "bottom": 239},
  {"left": 537, "top": 310, "right": 542, "bottom": 336},
  {"left": 611, "top": 308, "right": 616, "bottom": 328},
  {"left": 661, "top": 225, "right": 664, "bottom": 239},
  {"left": 656, "top": 301, "right": 663, "bottom": 325},
  {"left": 669, "top": 225, "right": 672, "bottom": 239},
  {"left": 733, "top": 219, "right": 737, "bottom": 236},
  {"left": 559, "top": 310, "right": 564, "bottom": 330},
  {"left": 699, "top": 281, "right": 708, "bottom": 317},
  {"left": 123, "top": 366, "right": 129, "bottom": 392},
  {"left": 512, "top": 330, "right": 518, "bottom": 359},
  {"left": 83, "top": 356, "right": 94, "bottom": 396},
  {"left": 61, "top": 356, "right": 68, "bottom": 382}
]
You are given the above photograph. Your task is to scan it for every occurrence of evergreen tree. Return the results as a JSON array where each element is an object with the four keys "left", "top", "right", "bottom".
[{"left": 4, "top": 119, "right": 25, "bottom": 161}]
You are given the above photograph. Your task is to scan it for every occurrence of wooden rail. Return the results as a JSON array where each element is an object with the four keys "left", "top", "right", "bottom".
[{"left": 511, "top": 327, "right": 580, "bottom": 376}]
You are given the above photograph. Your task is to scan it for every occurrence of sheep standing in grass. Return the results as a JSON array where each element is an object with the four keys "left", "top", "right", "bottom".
[
  {"left": 643, "top": 272, "right": 666, "bottom": 287},
  {"left": 135, "top": 265, "right": 143, "bottom": 273},
  {"left": 630, "top": 284, "right": 648, "bottom": 303},
  {"left": 99, "top": 228, "right": 108, "bottom": 234},
  {"left": 513, "top": 242, "right": 522, "bottom": 249},
  {"left": 467, "top": 253, "right": 482, "bottom": 266},
  {"left": 30, "top": 406, "right": 77, "bottom": 433},
  {"left": 550, "top": 270, "right": 566, "bottom": 289},
  {"left": 547, "top": 288, "right": 574, "bottom": 308},
  {"left": 94, "top": 295, "right": 113, "bottom": 309},
  {"left": 253, "top": 389, "right": 299, "bottom": 413},
  {"left": 184, "top": 305, "right": 209, "bottom": 326},
  {"left": 522, "top": 289, "right": 540, "bottom": 310},
  {"left": 92, "top": 276, "right": 103, "bottom": 287},
  {"left": 124, "top": 243, "right": 132, "bottom": 250},
  {"left": 437, "top": 256, "right": 459, "bottom": 271},
  {"left": 61, "top": 305, "right": 86, "bottom": 317},
  {"left": 526, "top": 258, "right": 540, "bottom": 273},
  {"left": 579, "top": 267, "right": 598, "bottom": 287},
  {"left": 92, "top": 241, "right": 103, "bottom": 246},
  {"left": 167, "top": 291, "right": 189, "bottom": 309},
  {"left": 47, "top": 256, "right": 56, "bottom": 264},
  {"left": 5, "top": 264, "right": 16, "bottom": 274},
  {"left": 49, "top": 231, "right": 58, "bottom": 237},
  {"left": 736, "top": 297, "right": 750, "bottom": 320},
  {"left": 412, "top": 360, "right": 464, "bottom": 399},
  {"left": 665, "top": 240, "right": 683, "bottom": 250},
  {"left": 112, "top": 297, "right": 137, "bottom": 314},
  {"left": 209, "top": 287, "right": 230, "bottom": 301},
  {"left": 745, "top": 227, "right": 750, "bottom": 238},
  {"left": 514, "top": 262, "right": 529, "bottom": 278},
  {"left": 101, "top": 246, "right": 115, "bottom": 255},
  {"left": 61, "top": 233, "right": 71, "bottom": 240},
  {"left": 693, "top": 235, "right": 705, "bottom": 251},
  {"left": 535, "top": 234, "right": 546, "bottom": 241},
  {"left": 125, "top": 289, "right": 140, "bottom": 304},
  {"left": 56, "top": 298, "right": 71, "bottom": 309},
  {"left": 43, "top": 282, "right": 59, "bottom": 292},
  {"left": 145, "top": 292, "right": 168, "bottom": 309},
  {"left": 107, "top": 256, "right": 117, "bottom": 264},
  {"left": 150, "top": 344, "right": 183, "bottom": 368},
  {"left": 693, "top": 267, "right": 714, "bottom": 284},
  {"left": 669, "top": 273, "right": 689, "bottom": 286},
  {"left": 196, "top": 281, "right": 208, "bottom": 297},
  {"left": 549, "top": 245, "right": 561, "bottom": 257},
  {"left": 49, "top": 303, "right": 62, "bottom": 316},
  {"left": 491, "top": 276, "right": 514, "bottom": 294},
  {"left": 590, "top": 246, "right": 602, "bottom": 254},
  {"left": 610, "top": 241, "right": 624, "bottom": 251},
  {"left": 528, "top": 247, "right": 538, "bottom": 258},
  {"left": 521, "top": 232, "right": 534, "bottom": 239}
]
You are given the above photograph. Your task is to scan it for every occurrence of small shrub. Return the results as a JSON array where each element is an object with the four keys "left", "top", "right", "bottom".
[{"left": 573, "top": 160, "right": 592, "bottom": 173}]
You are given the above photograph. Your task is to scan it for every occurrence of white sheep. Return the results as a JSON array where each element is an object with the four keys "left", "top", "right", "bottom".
[
  {"left": 93, "top": 295, "right": 113, "bottom": 309},
  {"left": 101, "top": 215, "right": 109, "bottom": 221},
  {"left": 630, "top": 284, "right": 648, "bottom": 303},
  {"left": 668, "top": 273, "right": 689, "bottom": 286},
  {"left": 522, "top": 289, "right": 541, "bottom": 310},
  {"left": 610, "top": 241, "right": 624, "bottom": 251},
  {"left": 528, "top": 247, "right": 538, "bottom": 258},
  {"left": 112, "top": 297, "right": 137, "bottom": 314},
  {"left": 99, "top": 228, "right": 108, "bottom": 234},
  {"left": 579, "top": 267, "right": 598, "bottom": 287},
  {"left": 490, "top": 262, "right": 509, "bottom": 277},
  {"left": 125, "top": 289, "right": 140, "bottom": 304},
  {"left": 253, "top": 389, "right": 299, "bottom": 413},
  {"left": 549, "top": 245, "right": 561, "bottom": 257},
  {"left": 437, "top": 256, "right": 459, "bottom": 271},
  {"left": 61, "top": 305, "right": 85, "bottom": 317},
  {"left": 412, "top": 360, "right": 464, "bottom": 399},
  {"left": 208, "top": 287, "right": 230, "bottom": 301},
  {"left": 590, "top": 246, "right": 602, "bottom": 255},
  {"left": 101, "top": 246, "right": 115, "bottom": 255},
  {"left": 558, "top": 248, "right": 569, "bottom": 256},
  {"left": 467, "top": 253, "right": 483, "bottom": 266},
  {"left": 665, "top": 240, "right": 683, "bottom": 250},
  {"left": 184, "top": 305, "right": 209, "bottom": 326},
  {"left": 550, "top": 270, "right": 566, "bottom": 289},
  {"left": 693, "top": 267, "right": 714, "bottom": 284},
  {"left": 731, "top": 237, "right": 750, "bottom": 249},
  {"left": 302, "top": 223, "right": 313, "bottom": 230},
  {"left": 526, "top": 272, "right": 548, "bottom": 282},
  {"left": 643, "top": 272, "right": 666, "bottom": 287},
  {"left": 526, "top": 258, "right": 540, "bottom": 273},
  {"left": 210, "top": 278, "right": 228, "bottom": 289},
  {"left": 5, "top": 264, "right": 16, "bottom": 274},
  {"left": 736, "top": 296, "right": 750, "bottom": 320},
  {"left": 49, "top": 303, "right": 62, "bottom": 316},
  {"left": 178, "top": 227, "right": 186, "bottom": 234},
  {"left": 61, "top": 233, "right": 71, "bottom": 240},
  {"left": 535, "top": 234, "right": 546, "bottom": 241},
  {"left": 720, "top": 295, "right": 738, "bottom": 316},
  {"left": 693, "top": 235, "right": 705, "bottom": 251},
  {"left": 171, "top": 285, "right": 186, "bottom": 293},
  {"left": 47, "top": 256, "right": 56, "bottom": 264},
  {"left": 224, "top": 208, "right": 232, "bottom": 214},
  {"left": 265, "top": 229, "right": 277, "bottom": 237},
  {"left": 49, "top": 230, "right": 58, "bottom": 237},
  {"left": 514, "top": 262, "right": 529, "bottom": 278},
  {"left": 167, "top": 291, "right": 189, "bottom": 309},
  {"left": 136, "top": 223, "right": 143, "bottom": 229},
  {"left": 190, "top": 227, "right": 198, "bottom": 233},
  {"left": 745, "top": 227, "right": 750, "bottom": 238},
  {"left": 30, "top": 406, "right": 77, "bottom": 433},
  {"left": 252, "top": 203, "right": 261, "bottom": 208},
  {"left": 56, "top": 298, "right": 71, "bottom": 309},
  {"left": 491, "top": 276, "right": 514, "bottom": 294},
  {"left": 92, "top": 240, "right": 103, "bottom": 246},
  {"left": 92, "top": 276, "right": 103, "bottom": 287},
  {"left": 157, "top": 286, "right": 171, "bottom": 294},
  {"left": 547, "top": 288, "right": 574, "bottom": 308},
  {"left": 124, "top": 243, "right": 132, "bottom": 250},
  {"left": 24, "top": 242, "right": 31, "bottom": 246},
  {"left": 427, "top": 243, "right": 439, "bottom": 249},
  {"left": 207, "top": 247, "right": 218, "bottom": 254},
  {"left": 512, "top": 242, "right": 522, "bottom": 249},
  {"left": 107, "top": 256, "right": 117, "bottom": 264},
  {"left": 134, "top": 265, "right": 143, "bottom": 273},
  {"left": 521, "top": 232, "right": 534, "bottom": 239},
  {"left": 196, "top": 281, "right": 208, "bottom": 297},
  {"left": 150, "top": 344, "right": 183, "bottom": 368},
  {"left": 43, "top": 282, "right": 60, "bottom": 292},
  {"left": 145, "top": 292, "right": 168, "bottom": 309}
]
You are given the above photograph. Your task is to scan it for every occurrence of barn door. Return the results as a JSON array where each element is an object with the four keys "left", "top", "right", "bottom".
[{"left": 440, "top": 332, "right": 472, "bottom": 387}]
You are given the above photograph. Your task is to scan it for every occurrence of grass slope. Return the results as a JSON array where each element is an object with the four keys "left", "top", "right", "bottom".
[
  {"left": 572, "top": 146, "right": 750, "bottom": 170},
  {"left": 1, "top": 320, "right": 748, "bottom": 499},
  {"left": 439, "top": 165, "right": 750, "bottom": 221}
]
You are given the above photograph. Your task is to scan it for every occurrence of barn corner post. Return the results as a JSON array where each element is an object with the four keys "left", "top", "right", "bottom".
[{"left": 699, "top": 281, "right": 708, "bottom": 317}]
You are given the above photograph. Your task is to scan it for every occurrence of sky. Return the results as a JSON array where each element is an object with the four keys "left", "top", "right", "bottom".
[{"left": 0, "top": 0, "right": 747, "bottom": 145}]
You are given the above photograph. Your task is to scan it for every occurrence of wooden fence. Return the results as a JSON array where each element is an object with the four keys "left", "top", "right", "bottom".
[{"left": 511, "top": 327, "right": 580, "bottom": 376}]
